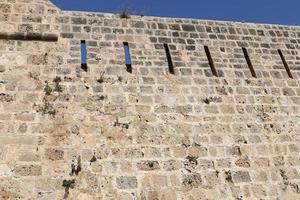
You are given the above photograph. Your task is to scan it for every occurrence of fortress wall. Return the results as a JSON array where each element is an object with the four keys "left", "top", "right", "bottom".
[{"left": 0, "top": 0, "right": 300, "bottom": 199}]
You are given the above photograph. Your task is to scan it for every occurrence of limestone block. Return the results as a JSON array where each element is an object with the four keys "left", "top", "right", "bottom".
[
  {"left": 116, "top": 176, "right": 137, "bottom": 189},
  {"left": 0, "top": 165, "right": 12, "bottom": 176},
  {"left": 0, "top": 53, "right": 26, "bottom": 66},
  {"left": 14, "top": 165, "right": 42, "bottom": 176},
  {"left": 232, "top": 171, "right": 251, "bottom": 183}
]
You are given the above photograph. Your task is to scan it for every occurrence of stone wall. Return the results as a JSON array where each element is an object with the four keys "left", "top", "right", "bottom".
[{"left": 0, "top": 0, "right": 300, "bottom": 199}]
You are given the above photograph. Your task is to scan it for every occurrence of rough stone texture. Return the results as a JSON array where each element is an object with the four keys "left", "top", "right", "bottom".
[
  {"left": 116, "top": 176, "right": 138, "bottom": 189},
  {"left": 0, "top": 0, "right": 300, "bottom": 199}
]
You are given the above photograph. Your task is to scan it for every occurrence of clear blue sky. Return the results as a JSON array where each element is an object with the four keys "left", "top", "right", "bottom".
[{"left": 51, "top": 0, "right": 300, "bottom": 25}]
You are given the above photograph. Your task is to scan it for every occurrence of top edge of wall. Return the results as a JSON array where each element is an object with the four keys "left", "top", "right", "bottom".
[{"left": 48, "top": 1, "right": 300, "bottom": 29}]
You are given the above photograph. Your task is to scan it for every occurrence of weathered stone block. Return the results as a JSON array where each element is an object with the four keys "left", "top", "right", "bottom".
[
  {"left": 18, "top": 150, "right": 40, "bottom": 162},
  {"left": 182, "top": 173, "right": 202, "bottom": 188},
  {"left": 137, "top": 161, "right": 160, "bottom": 171},
  {"left": 0, "top": 4, "right": 11, "bottom": 13},
  {"left": 14, "top": 113, "right": 35, "bottom": 121},
  {"left": 60, "top": 33, "right": 74, "bottom": 38},
  {"left": 182, "top": 24, "right": 196, "bottom": 32},
  {"left": 116, "top": 176, "right": 137, "bottom": 189},
  {"left": 71, "top": 17, "right": 87, "bottom": 24},
  {"left": 0, "top": 164, "right": 12, "bottom": 176},
  {"left": 235, "top": 156, "right": 250, "bottom": 167},
  {"left": 45, "top": 149, "right": 64, "bottom": 161},
  {"left": 14, "top": 165, "right": 42, "bottom": 176},
  {"left": 232, "top": 171, "right": 251, "bottom": 183},
  {"left": 0, "top": 65, "right": 5, "bottom": 72}
]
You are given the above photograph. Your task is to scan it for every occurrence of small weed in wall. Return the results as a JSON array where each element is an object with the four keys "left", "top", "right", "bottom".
[
  {"left": 37, "top": 77, "right": 65, "bottom": 117},
  {"left": 37, "top": 100, "right": 56, "bottom": 117},
  {"left": 44, "top": 81, "right": 52, "bottom": 95},
  {"left": 62, "top": 179, "right": 75, "bottom": 199},
  {"left": 90, "top": 152, "right": 97, "bottom": 164},
  {"left": 96, "top": 71, "right": 105, "bottom": 83},
  {"left": 119, "top": 8, "right": 132, "bottom": 19},
  {"left": 53, "top": 76, "right": 63, "bottom": 93},
  {"left": 70, "top": 156, "right": 82, "bottom": 176},
  {"left": 113, "top": 118, "right": 130, "bottom": 129}
]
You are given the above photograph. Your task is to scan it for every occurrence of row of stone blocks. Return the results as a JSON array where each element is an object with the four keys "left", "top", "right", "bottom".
[
  {"left": 0, "top": 31, "right": 295, "bottom": 80},
  {"left": 79, "top": 41, "right": 295, "bottom": 79}
]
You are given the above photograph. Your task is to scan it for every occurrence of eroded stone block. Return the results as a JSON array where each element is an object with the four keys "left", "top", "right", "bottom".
[{"left": 116, "top": 176, "right": 137, "bottom": 189}]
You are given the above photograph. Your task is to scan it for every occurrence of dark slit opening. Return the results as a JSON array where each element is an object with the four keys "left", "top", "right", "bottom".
[
  {"left": 164, "top": 44, "right": 175, "bottom": 74},
  {"left": 204, "top": 46, "right": 218, "bottom": 77},
  {"left": 242, "top": 47, "right": 256, "bottom": 78},
  {"left": 278, "top": 49, "right": 293, "bottom": 78}
]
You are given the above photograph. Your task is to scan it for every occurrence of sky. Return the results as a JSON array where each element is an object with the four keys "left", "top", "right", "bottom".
[{"left": 51, "top": 0, "right": 300, "bottom": 26}]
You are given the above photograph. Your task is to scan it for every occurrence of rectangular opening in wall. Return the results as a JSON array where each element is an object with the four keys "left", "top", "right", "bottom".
[
  {"left": 278, "top": 49, "right": 293, "bottom": 78},
  {"left": 80, "top": 40, "right": 88, "bottom": 72},
  {"left": 123, "top": 42, "right": 132, "bottom": 73},
  {"left": 163, "top": 43, "right": 175, "bottom": 74},
  {"left": 204, "top": 46, "right": 218, "bottom": 77},
  {"left": 242, "top": 47, "right": 256, "bottom": 78}
]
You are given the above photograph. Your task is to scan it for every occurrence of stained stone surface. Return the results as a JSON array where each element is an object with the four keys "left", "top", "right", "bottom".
[{"left": 0, "top": 0, "right": 300, "bottom": 199}]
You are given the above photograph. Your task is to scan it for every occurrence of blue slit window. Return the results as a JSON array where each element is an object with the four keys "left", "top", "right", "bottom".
[
  {"left": 81, "top": 40, "right": 87, "bottom": 71},
  {"left": 123, "top": 42, "right": 132, "bottom": 73}
]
